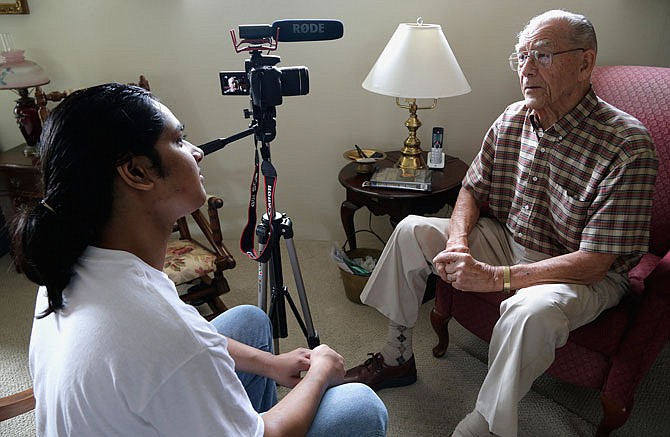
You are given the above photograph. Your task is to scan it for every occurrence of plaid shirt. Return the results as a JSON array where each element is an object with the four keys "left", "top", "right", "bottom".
[{"left": 463, "top": 89, "right": 658, "bottom": 273}]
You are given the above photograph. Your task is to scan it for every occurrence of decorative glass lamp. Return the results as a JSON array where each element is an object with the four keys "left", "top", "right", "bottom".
[{"left": 0, "top": 33, "right": 50, "bottom": 156}]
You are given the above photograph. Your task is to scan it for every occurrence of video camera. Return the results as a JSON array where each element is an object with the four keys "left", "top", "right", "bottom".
[
  {"left": 219, "top": 20, "right": 342, "bottom": 106},
  {"left": 220, "top": 60, "right": 308, "bottom": 109},
  {"left": 208, "top": 20, "right": 343, "bottom": 146}
]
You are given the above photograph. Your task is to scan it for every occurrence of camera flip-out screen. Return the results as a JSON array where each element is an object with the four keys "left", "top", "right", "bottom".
[{"left": 220, "top": 71, "right": 250, "bottom": 95}]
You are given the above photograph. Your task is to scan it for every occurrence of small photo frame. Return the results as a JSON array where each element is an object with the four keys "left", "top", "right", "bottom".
[{"left": 0, "top": 1, "right": 29, "bottom": 15}]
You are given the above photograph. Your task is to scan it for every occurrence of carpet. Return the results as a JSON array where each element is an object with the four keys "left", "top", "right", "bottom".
[{"left": 1, "top": 241, "right": 668, "bottom": 436}]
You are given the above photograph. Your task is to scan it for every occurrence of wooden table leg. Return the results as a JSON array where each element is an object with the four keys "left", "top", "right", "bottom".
[{"left": 340, "top": 200, "right": 360, "bottom": 250}]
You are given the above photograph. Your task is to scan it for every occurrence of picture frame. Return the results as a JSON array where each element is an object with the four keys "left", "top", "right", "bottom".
[{"left": 0, "top": 0, "right": 29, "bottom": 15}]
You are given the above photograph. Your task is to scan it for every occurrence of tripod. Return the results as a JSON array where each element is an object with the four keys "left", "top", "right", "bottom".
[
  {"left": 256, "top": 212, "right": 320, "bottom": 353},
  {"left": 201, "top": 122, "right": 320, "bottom": 353},
  {"left": 200, "top": 45, "right": 322, "bottom": 353}
]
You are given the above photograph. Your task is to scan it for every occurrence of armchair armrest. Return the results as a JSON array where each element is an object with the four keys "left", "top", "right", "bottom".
[
  {"left": 628, "top": 252, "right": 663, "bottom": 295},
  {"left": 644, "top": 249, "right": 670, "bottom": 294},
  {"left": 0, "top": 388, "right": 35, "bottom": 421},
  {"left": 604, "top": 249, "right": 670, "bottom": 406},
  {"left": 189, "top": 195, "right": 235, "bottom": 271}
]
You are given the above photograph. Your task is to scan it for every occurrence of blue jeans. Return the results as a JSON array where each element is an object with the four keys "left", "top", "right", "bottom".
[{"left": 211, "top": 305, "right": 388, "bottom": 436}]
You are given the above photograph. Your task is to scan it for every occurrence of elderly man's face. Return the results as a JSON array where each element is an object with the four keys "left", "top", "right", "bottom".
[{"left": 515, "top": 20, "right": 589, "bottom": 124}]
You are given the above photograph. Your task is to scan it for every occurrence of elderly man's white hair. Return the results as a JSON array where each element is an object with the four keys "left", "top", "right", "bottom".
[{"left": 517, "top": 9, "right": 597, "bottom": 53}]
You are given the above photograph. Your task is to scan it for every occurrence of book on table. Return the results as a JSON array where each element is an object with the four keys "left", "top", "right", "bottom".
[{"left": 363, "top": 167, "right": 432, "bottom": 192}]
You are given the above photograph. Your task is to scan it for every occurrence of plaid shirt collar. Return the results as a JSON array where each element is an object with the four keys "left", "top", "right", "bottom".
[{"left": 528, "top": 87, "right": 598, "bottom": 140}]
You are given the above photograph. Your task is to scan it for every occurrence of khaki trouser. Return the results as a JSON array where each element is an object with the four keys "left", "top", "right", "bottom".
[{"left": 360, "top": 215, "right": 627, "bottom": 437}]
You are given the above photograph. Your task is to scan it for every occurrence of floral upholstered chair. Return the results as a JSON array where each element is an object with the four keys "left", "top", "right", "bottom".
[{"left": 165, "top": 195, "right": 236, "bottom": 320}]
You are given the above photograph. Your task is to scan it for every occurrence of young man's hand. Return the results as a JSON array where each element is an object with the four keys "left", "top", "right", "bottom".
[{"left": 270, "top": 344, "right": 344, "bottom": 389}]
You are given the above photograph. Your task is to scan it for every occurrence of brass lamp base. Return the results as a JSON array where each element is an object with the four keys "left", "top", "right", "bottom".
[
  {"left": 395, "top": 98, "right": 437, "bottom": 170},
  {"left": 396, "top": 148, "right": 424, "bottom": 171}
]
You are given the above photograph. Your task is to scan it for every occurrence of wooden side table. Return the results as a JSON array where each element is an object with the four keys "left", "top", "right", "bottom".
[
  {"left": 338, "top": 151, "right": 469, "bottom": 250},
  {"left": 0, "top": 144, "right": 42, "bottom": 222}
]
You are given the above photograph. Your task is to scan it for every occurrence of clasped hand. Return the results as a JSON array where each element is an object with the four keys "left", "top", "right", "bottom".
[
  {"left": 271, "top": 344, "right": 345, "bottom": 389},
  {"left": 433, "top": 244, "right": 499, "bottom": 292}
]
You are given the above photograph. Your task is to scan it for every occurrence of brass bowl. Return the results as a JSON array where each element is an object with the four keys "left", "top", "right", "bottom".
[{"left": 343, "top": 149, "right": 387, "bottom": 174}]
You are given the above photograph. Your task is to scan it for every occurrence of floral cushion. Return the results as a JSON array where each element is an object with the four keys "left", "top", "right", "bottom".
[{"left": 164, "top": 239, "right": 217, "bottom": 285}]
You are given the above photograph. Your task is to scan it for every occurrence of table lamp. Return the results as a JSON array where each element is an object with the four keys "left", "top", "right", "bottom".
[
  {"left": 362, "top": 18, "right": 470, "bottom": 170},
  {"left": 0, "top": 33, "right": 49, "bottom": 157}
]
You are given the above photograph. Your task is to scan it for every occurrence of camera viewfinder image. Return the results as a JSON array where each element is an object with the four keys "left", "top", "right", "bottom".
[{"left": 220, "top": 72, "right": 250, "bottom": 95}]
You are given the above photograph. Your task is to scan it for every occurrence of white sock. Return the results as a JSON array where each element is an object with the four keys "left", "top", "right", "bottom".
[{"left": 380, "top": 321, "right": 413, "bottom": 366}]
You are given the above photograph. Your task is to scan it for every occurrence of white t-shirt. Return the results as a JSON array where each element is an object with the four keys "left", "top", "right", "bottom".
[{"left": 29, "top": 246, "right": 264, "bottom": 436}]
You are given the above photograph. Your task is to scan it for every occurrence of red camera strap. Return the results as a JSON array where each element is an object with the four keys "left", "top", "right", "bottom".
[{"left": 240, "top": 142, "right": 276, "bottom": 263}]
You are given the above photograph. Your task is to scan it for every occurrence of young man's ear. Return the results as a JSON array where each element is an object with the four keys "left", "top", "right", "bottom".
[{"left": 116, "top": 156, "right": 156, "bottom": 191}]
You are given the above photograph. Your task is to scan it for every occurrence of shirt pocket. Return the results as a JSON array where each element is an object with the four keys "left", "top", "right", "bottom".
[{"left": 546, "top": 178, "right": 591, "bottom": 246}]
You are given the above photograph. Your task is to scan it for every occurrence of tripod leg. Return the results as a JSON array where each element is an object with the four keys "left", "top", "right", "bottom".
[
  {"left": 256, "top": 212, "right": 320, "bottom": 351},
  {"left": 284, "top": 237, "right": 320, "bottom": 348},
  {"left": 267, "top": 284, "right": 288, "bottom": 353},
  {"left": 258, "top": 260, "right": 268, "bottom": 311},
  {"left": 256, "top": 220, "right": 271, "bottom": 312},
  {"left": 266, "top": 234, "right": 291, "bottom": 353}
]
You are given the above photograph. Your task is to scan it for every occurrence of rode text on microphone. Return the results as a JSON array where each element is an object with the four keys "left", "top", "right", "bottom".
[{"left": 199, "top": 19, "right": 343, "bottom": 350}]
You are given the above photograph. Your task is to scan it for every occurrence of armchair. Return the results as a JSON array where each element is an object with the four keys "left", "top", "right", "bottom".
[
  {"left": 164, "top": 195, "right": 236, "bottom": 320},
  {"left": 430, "top": 65, "right": 670, "bottom": 436}
]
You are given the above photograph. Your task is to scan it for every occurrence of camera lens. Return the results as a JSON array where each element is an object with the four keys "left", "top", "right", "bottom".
[{"left": 279, "top": 67, "right": 309, "bottom": 96}]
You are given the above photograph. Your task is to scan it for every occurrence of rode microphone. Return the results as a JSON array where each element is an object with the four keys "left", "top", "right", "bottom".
[{"left": 271, "top": 19, "right": 344, "bottom": 42}]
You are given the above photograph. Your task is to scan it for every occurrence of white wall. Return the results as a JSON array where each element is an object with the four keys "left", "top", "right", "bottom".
[{"left": 1, "top": 0, "right": 669, "bottom": 245}]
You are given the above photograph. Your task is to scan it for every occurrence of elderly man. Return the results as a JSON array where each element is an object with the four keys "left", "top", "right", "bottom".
[{"left": 344, "top": 9, "right": 657, "bottom": 437}]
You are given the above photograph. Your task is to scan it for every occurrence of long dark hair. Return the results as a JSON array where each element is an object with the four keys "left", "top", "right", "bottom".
[{"left": 10, "top": 83, "right": 165, "bottom": 318}]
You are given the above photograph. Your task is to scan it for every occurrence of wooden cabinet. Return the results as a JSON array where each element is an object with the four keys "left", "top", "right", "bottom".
[{"left": 0, "top": 145, "right": 41, "bottom": 221}]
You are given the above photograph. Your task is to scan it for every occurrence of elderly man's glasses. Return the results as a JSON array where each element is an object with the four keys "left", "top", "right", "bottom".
[{"left": 508, "top": 48, "right": 586, "bottom": 71}]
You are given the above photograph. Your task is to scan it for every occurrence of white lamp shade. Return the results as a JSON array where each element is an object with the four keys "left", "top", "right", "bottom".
[
  {"left": 362, "top": 22, "right": 471, "bottom": 99},
  {"left": 0, "top": 50, "right": 50, "bottom": 89}
]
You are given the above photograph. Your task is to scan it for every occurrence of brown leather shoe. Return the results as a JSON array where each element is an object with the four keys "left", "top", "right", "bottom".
[{"left": 344, "top": 353, "right": 417, "bottom": 390}]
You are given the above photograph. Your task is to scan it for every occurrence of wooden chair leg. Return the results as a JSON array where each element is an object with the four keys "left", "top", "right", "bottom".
[
  {"left": 181, "top": 282, "right": 218, "bottom": 305},
  {"left": 430, "top": 308, "right": 452, "bottom": 358},
  {"left": 595, "top": 394, "right": 631, "bottom": 437},
  {"left": 206, "top": 297, "right": 229, "bottom": 320},
  {"left": 179, "top": 280, "right": 229, "bottom": 321}
]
